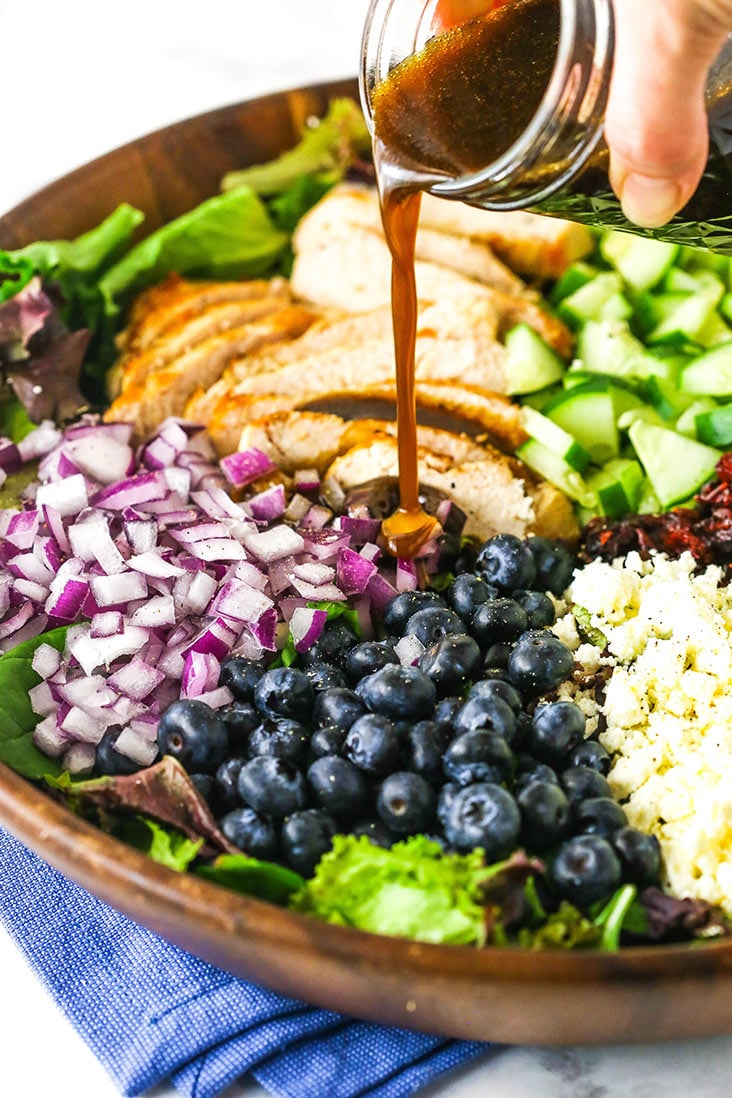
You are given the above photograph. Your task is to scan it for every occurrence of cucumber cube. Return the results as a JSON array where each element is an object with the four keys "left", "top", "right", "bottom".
[
  {"left": 557, "top": 272, "right": 625, "bottom": 328},
  {"left": 544, "top": 384, "right": 619, "bottom": 464},
  {"left": 680, "top": 341, "right": 732, "bottom": 396},
  {"left": 516, "top": 438, "right": 598, "bottom": 509},
  {"left": 519, "top": 406, "right": 591, "bottom": 472},
  {"left": 628, "top": 420, "right": 721, "bottom": 508},
  {"left": 675, "top": 398, "right": 718, "bottom": 438},
  {"left": 695, "top": 402, "right": 732, "bottom": 447},
  {"left": 504, "top": 323, "right": 566, "bottom": 395},
  {"left": 587, "top": 459, "right": 644, "bottom": 519},
  {"left": 600, "top": 231, "right": 679, "bottom": 293}
]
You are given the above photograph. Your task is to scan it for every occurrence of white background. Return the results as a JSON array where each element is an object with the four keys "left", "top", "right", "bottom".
[{"left": 2, "top": 2, "right": 732, "bottom": 1096}]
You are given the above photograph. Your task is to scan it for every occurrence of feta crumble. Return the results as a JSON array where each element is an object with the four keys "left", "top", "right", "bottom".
[{"left": 560, "top": 551, "right": 732, "bottom": 914}]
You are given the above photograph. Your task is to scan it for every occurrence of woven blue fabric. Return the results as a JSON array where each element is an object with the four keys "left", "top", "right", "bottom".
[{"left": 0, "top": 828, "right": 492, "bottom": 1097}]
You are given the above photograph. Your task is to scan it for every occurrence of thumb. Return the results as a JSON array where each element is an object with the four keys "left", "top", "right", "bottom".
[{"left": 606, "top": 0, "right": 732, "bottom": 228}]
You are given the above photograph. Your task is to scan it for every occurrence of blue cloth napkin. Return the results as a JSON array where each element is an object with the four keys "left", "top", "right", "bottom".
[{"left": 0, "top": 828, "right": 493, "bottom": 1098}]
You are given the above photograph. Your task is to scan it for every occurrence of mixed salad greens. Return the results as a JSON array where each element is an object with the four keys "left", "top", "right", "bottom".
[{"left": 1, "top": 98, "right": 731, "bottom": 953}]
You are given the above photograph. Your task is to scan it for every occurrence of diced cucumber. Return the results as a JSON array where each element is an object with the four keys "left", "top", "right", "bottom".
[
  {"left": 577, "top": 320, "right": 658, "bottom": 380},
  {"left": 627, "top": 420, "right": 721, "bottom": 508},
  {"left": 618, "top": 405, "right": 667, "bottom": 432},
  {"left": 633, "top": 292, "right": 687, "bottom": 338},
  {"left": 557, "top": 272, "right": 626, "bottom": 328},
  {"left": 663, "top": 267, "right": 702, "bottom": 293},
  {"left": 679, "top": 246, "right": 730, "bottom": 278},
  {"left": 647, "top": 286, "right": 722, "bottom": 345},
  {"left": 679, "top": 341, "right": 732, "bottom": 396},
  {"left": 587, "top": 458, "right": 644, "bottom": 519},
  {"left": 719, "top": 292, "right": 732, "bottom": 325},
  {"left": 519, "top": 406, "right": 591, "bottom": 472},
  {"left": 549, "top": 261, "right": 600, "bottom": 306},
  {"left": 696, "top": 310, "right": 732, "bottom": 348},
  {"left": 504, "top": 323, "right": 566, "bottom": 395},
  {"left": 642, "top": 374, "right": 696, "bottom": 421},
  {"left": 636, "top": 477, "right": 661, "bottom": 514},
  {"left": 695, "top": 402, "right": 732, "bottom": 446},
  {"left": 544, "top": 384, "right": 619, "bottom": 464},
  {"left": 519, "top": 386, "right": 562, "bottom": 412},
  {"left": 675, "top": 397, "right": 718, "bottom": 438},
  {"left": 516, "top": 438, "right": 598, "bottom": 509},
  {"left": 600, "top": 231, "right": 679, "bottom": 293}
]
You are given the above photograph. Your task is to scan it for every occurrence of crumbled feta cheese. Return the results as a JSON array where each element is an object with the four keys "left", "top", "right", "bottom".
[{"left": 566, "top": 551, "right": 732, "bottom": 914}]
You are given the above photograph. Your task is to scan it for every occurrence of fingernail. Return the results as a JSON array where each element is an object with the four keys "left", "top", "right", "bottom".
[{"left": 618, "top": 174, "right": 682, "bottom": 229}]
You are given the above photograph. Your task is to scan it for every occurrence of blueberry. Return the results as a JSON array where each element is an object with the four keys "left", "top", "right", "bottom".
[
  {"left": 612, "top": 827, "right": 662, "bottom": 887},
  {"left": 313, "top": 687, "right": 367, "bottom": 731},
  {"left": 237, "top": 756, "right": 307, "bottom": 817},
  {"left": 345, "top": 641, "right": 399, "bottom": 684},
  {"left": 95, "top": 725, "right": 146, "bottom": 776},
  {"left": 281, "top": 809, "right": 336, "bottom": 876},
  {"left": 446, "top": 573, "right": 497, "bottom": 624},
  {"left": 376, "top": 772, "right": 436, "bottom": 835},
  {"left": 507, "top": 631, "right": 574, "bottom": 695},
  {"left": 482, "top": 642, "right": 514, "bottom": 669},
  {"left": 437, "top": 781, "right": 460, "bottom": 827},
  {"left": 356, "top": 665, "right": 437, "bottom": 721},
  {"left": 443, "top": 782, "right": 521, "bottom": 859},
  {"left": 512, "top": 590, "right": 555, "bottom": 629},
  {"left": 189, "top": 772, "right": 215, "bottom": 805},
  {"left": 300, "top": 619, "right": 359, "bottom": 670},
  {"left": 404, "top": 607, "right": 465, "bottom": 647},
  {"left": 453, "top": 694, "right": 516, "bottom": 742},
  {"left": 220, "top": 806, "right": 279, "bottom": 860},
  {"left": 419, "top": 633, "right": 482, "bottom": 696},
  {"left": 574, "top": 796, "right": 627, "bottom": 839},
  {"left": 254, "top": 667, "right": 315, "bottom": 720},
  {"left": 475, "top": 534, "right": 537, "bottom": 593},
  {"left": 403, "top": 720, "right": 451, "bottom": 783},
  {"left": 220, "top": 701, "right": 259, "bottom": 751},
  {"left": 344, "top": 714, "right": 401, "bottom": 777},
  {"left": 528, "top": 701, "right": 586, "bottom": 764},
  {"left": 215, "top": 756, "right": 247, "bottom": 812},
  {"left": 157, "top": 700, "right": 229, "bottom": 774},
  {"left": 551, "top": 834, "right": 621, "bottom": 907},
  {"left": 560, "top": 766, "right": 612, "bottom": 804},
  {"left": 434, "top": 696, "right": 463, "bottom": 730},
  {"left": 526, "top": 536, "right": 575, "bottom": 596},
  {"left": 352, "top": 818, "right": 396, "bottom": 848},
  {"left": 569, "top": 739, "right": 611, "bottom": 775},
  {"left": 471, "top": 599, "right": 528, "bottom": 647},
  {"left": 304, "top": 662, "right": 348, "bottom": 691},
  {"left": 444, "top": 729, "right": 515, "bottom": 786},
  {"left": 513, "top": 755, "right": 560, "bottom": 791},
  {"left": 469, "top": 678, "right": 523, "bottom": 714},
  {"left": 309, "top": 724, "right": 347, "bottom": 759},
  {"left": 247, "top": 717, "right": 310, "bottom": 765},
  {"left": 517, "top": 780, "right": 571, "bottom": 851},
  {"left": 382, "top": 590, "right": 446, "bottom": 635},
  {"left": 307, "top": 755, "right": 370, "bottom": 817},
  {"left": 218, "top": 657, "right": 265, "bottom": 701}
]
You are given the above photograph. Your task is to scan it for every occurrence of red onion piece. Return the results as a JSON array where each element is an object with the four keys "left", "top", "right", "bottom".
[
  {"left": 107, "top": 659, "right": 167, "bottom": 701},
  {"left": 220, "top": 447, "right": 277, "bottom": 489},
  {"left": 336, "top": 547, "right": 377, "bottom": 596},
  {"left": 249, "top": 483, "right": 286, "bottom": 522},
  {"left": 289, "top": 606, "right": 328, "bottom": 653},
  {"left": 35, "top": 474, "right": 88, "bottom": 518}
]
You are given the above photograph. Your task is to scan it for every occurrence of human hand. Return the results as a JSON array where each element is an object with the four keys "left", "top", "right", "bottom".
[{"left": 606, "top": 0, "right": 732, "bottom": 227}]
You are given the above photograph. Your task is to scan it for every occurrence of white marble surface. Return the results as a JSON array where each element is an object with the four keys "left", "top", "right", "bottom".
[{"left": 1, "top": 3, "right": 731, "bottom": 1096}]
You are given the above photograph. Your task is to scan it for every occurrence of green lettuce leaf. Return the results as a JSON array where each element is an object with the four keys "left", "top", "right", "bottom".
[
  {"left": 290, "top": 834, "right": 491, "bottom": 945},
  {"left": 120, "top": 816, "right": 203, "bottom": 872},
  {"left": 516, "top": 901, "right": 601, "bottom": 950},
  {"left": 221, "top": 99, "right": 371, "bottom": 196},
  {"left": 0, "top": 627, "right": 68, "bottom": 779},
  {"left": 98, "top": 188, "right": 288, "bottom": 310},
  {"left": 197, "top": 854, "right": 304, "bottom": 904}
]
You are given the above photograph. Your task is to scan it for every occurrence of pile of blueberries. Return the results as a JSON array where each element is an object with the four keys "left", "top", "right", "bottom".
[{"left": 154, "top": 534, "right": 661, "bottom": 911}]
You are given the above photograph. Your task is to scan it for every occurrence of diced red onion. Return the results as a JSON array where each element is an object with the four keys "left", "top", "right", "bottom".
[
  {"left": 193, "top": 685, "right": 234, "bottom": 709},
  {"left": 284, "top": 494, "right": 312, "bottom": 525},
  {"left": 244, "top": 525, "right": 305, "bottom": 563},
  {"left": 183, "top": 616, "right": 240, "bottom": 661},
  {"left": 130, "top": 595, "right": 176, "bottom": 628},
  {"left": 298, "top": 528, "right": 349, "bottom": 561},
  {"left": 124, "top": 518, "right": 158, "bottom": 555},
  {"left": 6, "top": 510, "right": 40, "bottom": 551},
  {"left": 107, "top": 659, "right": 166, "bottom": 701},
  {"left": 395, "top": 634, "right": 426, "bottom": 667},
  {"left": 93, "top": 470, "right": 168, "bottom": 511},
  {"left": 220, "top": 447, "right": 276, "bottom": 489},
  {"left": 60, "top": 706, "right": 106, "bottom": 744},
  {"left": 0, "top": 438, "right": 22, "bottom": 474},
  {"left": 249, "top": 606, "right": 278, "bottom": 650},
  {"left": 28, "top": 680, "right": 57, "bottom": 717},
  {"left": 268, "top": 555, "right": 296, "bottom": 597},
  {"left": 289, "top": 577, "right": 345, "bottom": 602},
  {"left": 90, "top": 611, "right": 124, "bottom": 638},
  {"left": 69, "top": 626, "right": 150, "bottom": 674},
  {"left": 293, "top": 468, "right": 320, "bottom": 493},
  {"left": 336, "top": 515, "right": 382, "bottom": 545},
  {"left": 209, "top": 579, "right": 273, "bottom": 624},
  {"left": 231, "top": 560, "right": 268, "bottom": 591},
  {"left": 18, "top": 421, "right": 62, "bottom": 462},
  {"left": 41, "top": 504, "right": 71, "bottom": 554},
  {"left": 35, "top": 474, "right": 88, "bottom": 518},
  {"left": 127, "top": 550, "right": 185, "bottom": 579},
  {"left": 32, "top": 716, "right": 69, "bottom": 758},
  {"left": 45, "top": 578, "right": 89, "bottom": 622},
  {"left": 396, "top": 558, "right": 419, "bottom": 593},
  {"left": 64, "top": 435, "right": 134, "bottom": 485},
  {"left": 186, "top": 537, "right": 247, "bottom": 562},
  {"left": 368, "top": 572, "right": 399, "bottom": 613},
  {"left": 301, "top": 505, "right": 333, "bottom": 530},
  {"left": 90, "top": 571, "right": 148, "bottom": 608},
  {"left": 336, "top": 547, "right": 377, "bottom": 596},
  {"left": 359, "top": 543, "right": 382, "bottom": 564},
  {"left": 182, "top": 649, "right": 220, "bottom": 698},
  {"left": 62, "top": 742, "right": 96, "bottom": 776},
  {"left": 249, "top": 483, "right": 286, "bottom": 522},
  {"left": 292, "top": 561, "right": 335, "bottom": 586},
  {"left": 289, "top": 606, "right": 328, "bottom": 653},
  {"left": 112, "top": 728, "right": 158, "bottom": 767},
  {"left": 13, "top": 578, "right": 47, "bottom": 603},
  {"left": 31, "top": 642, "right": 62, "bottom": 678},
  {"left": 279, "top": 596, "right": 308, "bottom": 622}
]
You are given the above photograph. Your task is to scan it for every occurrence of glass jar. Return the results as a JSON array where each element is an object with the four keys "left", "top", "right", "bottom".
[{"left": 360, "top": 0, "right": 732, "bottom": 251}]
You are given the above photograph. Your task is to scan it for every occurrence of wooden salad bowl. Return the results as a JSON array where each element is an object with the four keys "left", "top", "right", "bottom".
[{"left": 2, "top": 80, "right": 732, "bottom": 1047}]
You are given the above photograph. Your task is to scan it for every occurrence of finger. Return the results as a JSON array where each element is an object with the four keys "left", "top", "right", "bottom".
[
  {"left": 606, "top": 0, "right": 731, "bottom": 227},
  {"left": 432, "top": 0, "right": 497, "bottom": 33}
]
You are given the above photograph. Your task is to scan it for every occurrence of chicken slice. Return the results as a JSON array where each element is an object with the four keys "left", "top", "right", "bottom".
[
  {"left": 105, "top": 304, "right": 317, "bottom": 439},
  {"left": 117, "top": 274, "right": 289, "bottom": 355}
]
